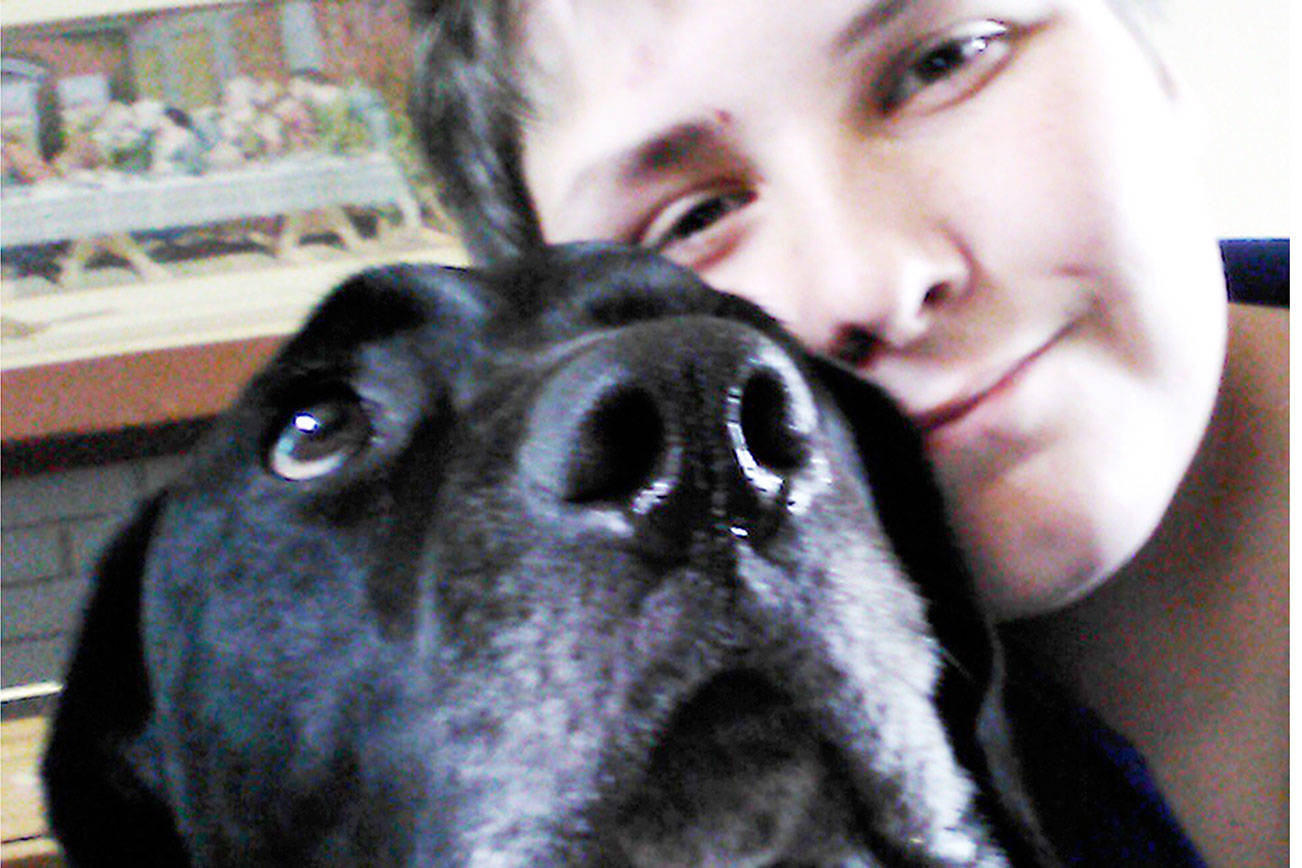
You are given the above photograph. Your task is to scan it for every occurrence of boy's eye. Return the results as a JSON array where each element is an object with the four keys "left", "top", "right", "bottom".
[
  {"left": 881, "top": 20, "right": 1012, "bottom": 113},
  {"left": 638, "top": 187, "right": 755, "bottom": 256}
]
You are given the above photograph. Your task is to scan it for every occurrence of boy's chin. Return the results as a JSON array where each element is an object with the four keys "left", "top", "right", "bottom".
[{"left": 969, "top": 520, "right": 1138, "bottom": 623}]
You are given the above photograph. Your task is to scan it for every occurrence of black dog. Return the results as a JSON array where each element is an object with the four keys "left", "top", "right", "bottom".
[{"left": 42, "top": 245, "right": 1195, "bottom": 866}]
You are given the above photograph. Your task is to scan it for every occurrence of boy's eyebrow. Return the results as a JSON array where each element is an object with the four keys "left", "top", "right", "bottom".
[
  {"left": 618, "top": 121, "right": 715, "bottom": 184},
  {"left": 830, "top": 0, "right": 916, "bottom": 54},
  {"left": 560, "top": 119, "right": 720, "bottom": 209}
]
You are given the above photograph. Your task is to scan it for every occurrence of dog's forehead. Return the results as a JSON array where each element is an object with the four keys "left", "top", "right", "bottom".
[
  {"left": 270, "top": 243, "right": 794, "bottom": 398},
  {"left": 481, "top": 242, "right": 785, "bottom": 347},
  {"left": 277, "top": 262, "right": 494, "bottom": 367}
]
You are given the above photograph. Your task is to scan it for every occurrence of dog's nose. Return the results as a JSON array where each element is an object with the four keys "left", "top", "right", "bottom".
[{"left": 523, "top": 317, "right": 821, "bottom": 554}]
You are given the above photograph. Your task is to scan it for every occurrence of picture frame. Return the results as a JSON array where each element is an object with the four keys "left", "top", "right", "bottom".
[{"left": 1, "top": 0, "right": 463, "bottom": 443}]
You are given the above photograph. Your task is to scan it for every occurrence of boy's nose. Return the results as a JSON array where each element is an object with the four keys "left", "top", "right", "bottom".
[
  {"left": 806, "top": 238, "right": 966, "bottom": 366},
  {"left": 771, "top": 157, "right": 970, "bottom": 366}
]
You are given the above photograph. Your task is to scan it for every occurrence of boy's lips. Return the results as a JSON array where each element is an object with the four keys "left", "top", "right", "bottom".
[{"left": 909, "top": 327, "right": 1069, "bottom": 437}]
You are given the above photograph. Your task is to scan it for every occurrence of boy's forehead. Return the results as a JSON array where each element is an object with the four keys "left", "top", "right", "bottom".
[
  {"left": 517, "top": 0, "right": 1153, "bottom": 118},
  {"left": 516, "top": 0, "right": 902, "bottom": 216},
  {"left": 519, "top": 0, "right": 853, "bottom": 119},
  {"left": 518, "top": 0, "right": 680, "bottom": 117}
]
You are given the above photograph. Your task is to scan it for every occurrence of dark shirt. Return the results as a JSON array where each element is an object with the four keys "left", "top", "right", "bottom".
[
  {"left": 1002, "top": 654, "right": 1208, "bottom": 866},
  {"left": 1222, "top": 238, "right": 1288, "bottom": 306}
]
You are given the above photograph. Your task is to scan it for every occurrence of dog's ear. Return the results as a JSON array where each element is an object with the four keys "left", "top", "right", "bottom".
[
  {"left": 42, "top": 495, "right": 189, "bottom": 867},
  {"left": 806, "top": 354, "right": 1061, "bottom": 866}
]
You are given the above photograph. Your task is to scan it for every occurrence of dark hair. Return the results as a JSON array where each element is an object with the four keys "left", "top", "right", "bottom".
[
  {"left": 408, "top": 0, "right": 1162, "bottom": 266},
  {"left": 409, "top": 0, "right": 543, "bottom": 265}
]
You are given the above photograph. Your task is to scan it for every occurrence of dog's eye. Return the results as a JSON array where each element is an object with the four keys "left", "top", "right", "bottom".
[{"left": 267, "top": 392, "right": 372, "bottom": 481}]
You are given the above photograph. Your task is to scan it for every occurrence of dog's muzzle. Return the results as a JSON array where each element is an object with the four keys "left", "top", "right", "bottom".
[
  {"left": 520, "top": 319, "right": 851, "bottom": 863},
  {"left": 523, "top": 316, "right": 823, "bottom": 558}
]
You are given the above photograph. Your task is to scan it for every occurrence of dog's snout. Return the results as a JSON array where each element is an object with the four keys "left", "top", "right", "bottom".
[{"left": 524, "top": 317, "right": 821, "bottom": 554}]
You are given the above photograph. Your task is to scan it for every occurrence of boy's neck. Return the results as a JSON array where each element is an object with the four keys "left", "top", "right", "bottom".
[{"left": 1002, "top": 302, "right": 1288, "bottom": 868}]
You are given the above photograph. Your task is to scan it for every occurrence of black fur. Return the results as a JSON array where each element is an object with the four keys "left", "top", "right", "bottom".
[{"left": 46, "top": 244, "right": 1066, "bottom": 866}]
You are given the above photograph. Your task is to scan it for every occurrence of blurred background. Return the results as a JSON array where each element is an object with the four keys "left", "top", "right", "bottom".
[{"left": 1163, "top": 0, "right": 1289, "bottom": 237}]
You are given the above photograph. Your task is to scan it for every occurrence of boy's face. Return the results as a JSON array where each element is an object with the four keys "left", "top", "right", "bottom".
[{"left": 518, "top": 0, "right": 1227, "bottom": 617}]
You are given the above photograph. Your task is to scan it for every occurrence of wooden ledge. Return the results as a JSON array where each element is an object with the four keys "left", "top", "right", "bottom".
[
  {"left": 1, "top": 714, "right": 60, "bottom": 868},
  {"left": 1, "top": 239, "right": 466, "bottom": 460},
  {"left": 1, "top": 336, "right": 283, "bottom": 445}
]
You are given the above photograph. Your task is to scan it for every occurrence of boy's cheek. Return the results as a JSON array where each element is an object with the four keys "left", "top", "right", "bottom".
[{"left": 939, "top": 332, "right": 1215, "bottom": 620}]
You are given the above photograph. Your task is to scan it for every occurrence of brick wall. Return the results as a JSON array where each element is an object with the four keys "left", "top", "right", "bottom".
[{"left": 1, "top": 451, "right": 189, "bottom": 689}]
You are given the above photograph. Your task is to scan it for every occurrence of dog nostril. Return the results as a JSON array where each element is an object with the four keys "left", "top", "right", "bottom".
[
  {"left": 736, "top": 370, "right": 810, "bottom": 475},
  {"left": 724, "top": 353, "right": 821, "bottom": 538},
  {"left": 564, "top": 386, "right": 664, "bottom": 503}
]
